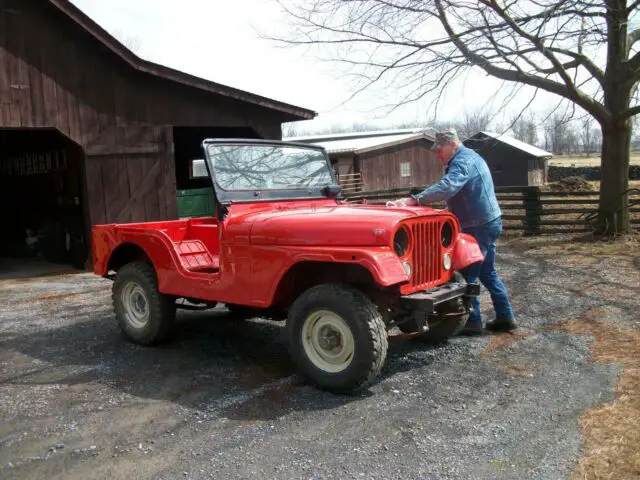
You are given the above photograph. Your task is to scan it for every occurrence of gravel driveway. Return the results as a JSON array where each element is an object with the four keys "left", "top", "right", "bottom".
[{"left": 1, "top": 241, "right": 638, "bottom": 480}]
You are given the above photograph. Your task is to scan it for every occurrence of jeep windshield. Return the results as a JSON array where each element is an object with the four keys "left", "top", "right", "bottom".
[{"left": 203, "top": 140, "right": 339, "bottom": 202}]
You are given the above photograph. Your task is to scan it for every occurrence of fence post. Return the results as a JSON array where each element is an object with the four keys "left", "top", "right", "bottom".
[{"left": 523, "top": 186, "right": 541, "bottom": 235}]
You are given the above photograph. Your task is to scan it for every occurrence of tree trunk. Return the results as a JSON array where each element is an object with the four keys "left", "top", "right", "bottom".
[{"left": 598, "top": 123, "right": 631, "bottom": 233}]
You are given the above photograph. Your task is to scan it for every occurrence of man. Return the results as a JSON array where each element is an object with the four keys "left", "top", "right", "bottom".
[{"left": 387, "top": 128, "right": 517, "bottom": 334}]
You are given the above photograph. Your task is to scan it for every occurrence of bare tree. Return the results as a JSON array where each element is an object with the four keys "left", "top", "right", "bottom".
[
  {"left": 566, "top": 124, "right": 580, "bottom": 155},
  {"left": 453, "top": 109, "right": 493, "bottom": 139},
  {"left": 581, "top": 116, "right": 595, "bottom": 155},
  {"left": 268, "top": 0, "right": 640, "bottom": 233},
  {"left": 511, "top": 112, "right": 538, "bottom": 145},
  {"left": 545, "top": 115, "right": 571, "bottom": 154},
  {"left": 112, "top": 29, "right": 143, "bottom": 54},
  {"left": 282, "top": 122, "right": 300, "bottom": 138}
]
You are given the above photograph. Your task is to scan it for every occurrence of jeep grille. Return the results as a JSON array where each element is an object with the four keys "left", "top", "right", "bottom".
[{"left": 401, "top": 218, "right": 450, "bottom": 294}]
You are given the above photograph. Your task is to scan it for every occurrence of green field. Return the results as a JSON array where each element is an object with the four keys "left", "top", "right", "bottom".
[{"left": 548, "top": 152, "right": 640, "bottom": 167}]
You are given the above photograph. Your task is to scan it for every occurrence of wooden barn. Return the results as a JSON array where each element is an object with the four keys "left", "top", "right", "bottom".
[
  {"left": 289, "top": 129, "right": 442, "bottom": 192},
  {"left": 0, "top": 0, "right": 314, "bottom": 272},
  {"left": 463, "top": 131, "right": 552, "bottom": 187}
]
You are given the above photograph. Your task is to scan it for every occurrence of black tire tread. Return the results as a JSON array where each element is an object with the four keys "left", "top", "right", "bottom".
[
  {"left": 287, "top": 283, "right": 388, "bottom": 393},
  {"left": 399, "top": 271, "right": 470, "bottom": 344},
  {"left": 112, "top": 261, "right": 176, "bottom": 345},
  {"left": 414, "top": 313, "right": 468, "bottom": 344}
]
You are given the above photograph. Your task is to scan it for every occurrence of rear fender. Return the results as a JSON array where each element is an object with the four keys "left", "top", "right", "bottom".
[{"left": 451, "top": 233, "right": 484, "bottom": 271}]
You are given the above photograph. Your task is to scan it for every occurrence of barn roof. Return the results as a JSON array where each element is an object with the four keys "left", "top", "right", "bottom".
[
  {"left": 287, "top": 128, "right": 435, "bottom": 154},
  {"left": 49, "top": 0, "right": 315, "bottom": 120},
  {"left": 473, "top": 131, "right": 552, "bottom": 158}
]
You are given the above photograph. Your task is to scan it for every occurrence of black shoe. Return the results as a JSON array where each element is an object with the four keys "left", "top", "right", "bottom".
[
  {"left": 485, "top": 317, "right": 518, "bottom": 332},
  {"left": 458, "top": 320, "right": 485, "bottom": 336}
]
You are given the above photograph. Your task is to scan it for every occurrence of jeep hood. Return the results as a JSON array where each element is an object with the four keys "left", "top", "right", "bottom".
[{"left": 245, "top": 204, "right": 445, "bottom": 246}]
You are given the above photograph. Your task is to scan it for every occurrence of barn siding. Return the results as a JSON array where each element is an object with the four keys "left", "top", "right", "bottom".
[
  {"left": 0, "top": 2, "right": 285, "bottom": 142},
  {"left": 464, "top": 136, "right": 548, "bottom": 187},
  {"left": 358, "top": 141, "right": 443, "bottom": 191},
  {"left": 0, "top": 0, "right": 290, "bottom": 231}
]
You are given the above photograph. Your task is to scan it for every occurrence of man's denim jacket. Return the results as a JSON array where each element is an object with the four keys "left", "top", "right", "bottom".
[{"left": 411, "top": 145, "right": 501, "bottom": 229}]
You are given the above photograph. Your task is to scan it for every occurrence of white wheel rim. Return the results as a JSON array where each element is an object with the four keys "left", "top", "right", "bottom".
[
  {"left": 301, "top": 310, "right": 355, "bottom": 373},
  {"left": 121, "top": 281, "right": 150, "bottom": 329}
]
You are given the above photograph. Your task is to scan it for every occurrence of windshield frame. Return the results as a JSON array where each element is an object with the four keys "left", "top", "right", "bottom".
[{"left": 200, "top": 138, "right": 341, "bottom": 204}]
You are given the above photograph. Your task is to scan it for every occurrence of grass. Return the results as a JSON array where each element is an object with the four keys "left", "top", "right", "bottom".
[
  {"left": 500, "top": 230, "right": 640, "bottom": 254},
  {"left": 548, "top": 152, "right": 640, "bottom": 167}
]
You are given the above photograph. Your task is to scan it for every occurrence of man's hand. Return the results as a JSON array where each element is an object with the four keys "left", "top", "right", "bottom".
[{"left": 386, "top": 197, "right": 418, "bottom": 207}]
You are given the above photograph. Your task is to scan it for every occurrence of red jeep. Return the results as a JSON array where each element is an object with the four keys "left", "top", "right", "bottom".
[{"left": 92, "top": 139, "right": 483, "bottom": 393}]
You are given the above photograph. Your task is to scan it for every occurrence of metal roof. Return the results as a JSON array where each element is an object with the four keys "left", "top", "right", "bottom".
[
  {"left": 286, "top": 128, "right": 435, "bottom": 155},
  {"left": 311, "top": 132, "right": 434, "bottom": 155},
  {"left": 475, "top": 131, "right": 553, "bottom": 158},
  {"left": 47, "top": 0, "right": 316, "bottom": 120},
  {"left": 286, "top": 127, "right": 436, "bottom": 144}
]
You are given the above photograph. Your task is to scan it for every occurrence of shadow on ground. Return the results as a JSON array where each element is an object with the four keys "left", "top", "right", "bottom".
[{"left": 0, "top": 304, "right": 449, "bottom": 422}]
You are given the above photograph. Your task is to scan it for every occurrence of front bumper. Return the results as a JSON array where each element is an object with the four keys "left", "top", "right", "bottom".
[{"left": 398, "top": 281, "right": 480, "bottom": 314}]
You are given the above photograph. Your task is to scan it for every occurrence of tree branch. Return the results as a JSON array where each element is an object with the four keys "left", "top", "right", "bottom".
[
  {"left": 629, "top": 51, "right": 640, "bottom": 78},
  {"left": 478, "top": 0, "right": 587, "bottom": 99},
  {"left": 435, "top": 0, "right": 608, "bottom": 122},
  {"left": 624, "top": 105, "right": 640, "bottom": 119},
  {"left": 546, "top": 47, "right": 606, "bottom": 86},
  {"left": 628, "top": 27, "right": 640, "bottom": 57}
]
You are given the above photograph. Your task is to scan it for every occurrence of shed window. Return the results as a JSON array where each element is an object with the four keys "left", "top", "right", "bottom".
[
  {"left": 190, "top": 159, "right": 208, "bottom": 178},
  {"left": 400, "top": 162, "right": 411, "bottom": 177}
]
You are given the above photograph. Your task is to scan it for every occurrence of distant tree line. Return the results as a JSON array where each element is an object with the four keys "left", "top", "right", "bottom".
[{"left": 284, "top": 108, "right": 640, "bottom": 157}]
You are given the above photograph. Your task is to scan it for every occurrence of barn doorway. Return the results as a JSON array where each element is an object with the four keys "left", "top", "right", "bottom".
[
  {"left": 0, "top": 128, "right": 88, "bottom": 277},
  {"left": 172, "top": 126, "right": 260, "bottom": 219}
]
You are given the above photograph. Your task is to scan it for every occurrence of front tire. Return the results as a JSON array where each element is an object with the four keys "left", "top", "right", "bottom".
[
  {"left": 112, "top": 262, "right": 176, "bottom": 345},
  {"left": 286, "top": 283, "right": 388, "bottom": 394}
]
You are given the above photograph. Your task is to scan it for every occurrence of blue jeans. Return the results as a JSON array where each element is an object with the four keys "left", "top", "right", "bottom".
[{"left": 461, "top": 216, "right": 514, "bottom": 325}]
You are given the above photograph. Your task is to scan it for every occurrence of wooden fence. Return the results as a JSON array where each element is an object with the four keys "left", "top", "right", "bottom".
[
  {"left": 336, "top": 173, "right": 364, "bottom": 194},
  {"left": 344, "top": 185, "right": 640, "bottom": 235}
]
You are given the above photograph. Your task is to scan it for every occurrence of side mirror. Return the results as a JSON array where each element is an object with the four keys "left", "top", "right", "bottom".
[{"left": 323, "top": 184, "right": 342, "bottom": 198}]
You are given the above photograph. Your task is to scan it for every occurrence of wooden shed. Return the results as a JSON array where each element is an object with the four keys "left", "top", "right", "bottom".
[
  {"left": 0, "top": 0, "right": 314, "bottom": 271},
  {"left": 289, "top": 129, "right": 442, "bottom": 192},
  {"left": 463, "top": 131, "right": 552, "bottom": 187}
]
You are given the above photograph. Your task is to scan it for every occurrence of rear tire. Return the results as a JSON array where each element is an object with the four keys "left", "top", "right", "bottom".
[
  {"left": 112, "top": 261, "right": 176, "bottom": 345},
  {"left": 286, "top": 283, "right": 388, "bottom": 394}
]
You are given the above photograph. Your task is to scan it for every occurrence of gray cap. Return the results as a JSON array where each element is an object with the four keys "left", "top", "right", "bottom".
[{"left": 431, "top": 128, "right": 459, "bottom": 150}]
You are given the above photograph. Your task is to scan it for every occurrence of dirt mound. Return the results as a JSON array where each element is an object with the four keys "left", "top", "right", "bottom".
[{"left": 544, "top": 176, "right": 595, "bottom": 192}]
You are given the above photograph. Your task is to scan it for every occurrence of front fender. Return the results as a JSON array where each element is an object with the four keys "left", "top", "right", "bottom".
[
  {"left": 258, "top": 246, "right": 410, "bottom": 306},
  {"left": 286, "top": 247, "right": 410, "bottom": 287},
  {"left": 451, "top": 233, "right": 484, "bottom": 271}
]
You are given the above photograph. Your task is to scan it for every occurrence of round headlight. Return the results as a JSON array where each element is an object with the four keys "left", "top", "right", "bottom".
[
  {"left": 441, "top": 221, "right": 453, "bottom": 247},
  {"left": 402, "top": 261, "right": 412, "bottom": 276},
  {"left": 443, "top": 253, "right": 452, "bottom": 270},
  {"left": 393, "top": 227, "right": 410, "bottom": 257}
]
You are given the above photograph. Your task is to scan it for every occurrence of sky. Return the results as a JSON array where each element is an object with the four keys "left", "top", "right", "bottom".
[{"left": 68, "top": 0, "right": 589, "bottom": 133}]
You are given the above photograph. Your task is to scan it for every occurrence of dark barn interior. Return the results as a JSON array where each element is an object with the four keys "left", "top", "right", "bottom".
[{"left": 0, "top": 129, "right": 87, "bottom": 269}]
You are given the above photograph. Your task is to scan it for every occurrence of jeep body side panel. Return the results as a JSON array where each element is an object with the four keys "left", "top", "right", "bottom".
[{"left": 92, "top": 220, "right": 410, "bottom": 308}]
